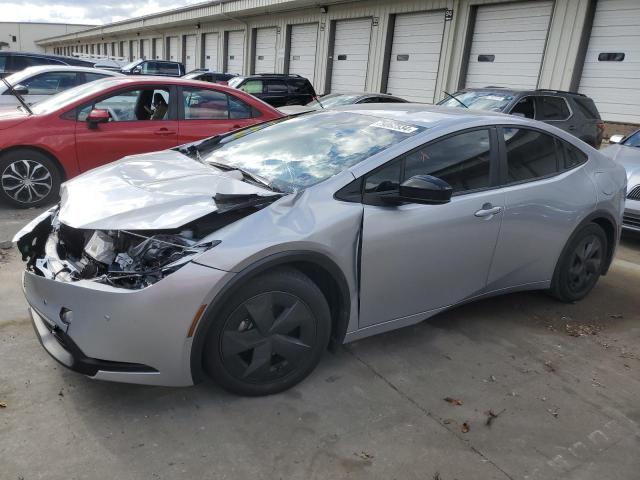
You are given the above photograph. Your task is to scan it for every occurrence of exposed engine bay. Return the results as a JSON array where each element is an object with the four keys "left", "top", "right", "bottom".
[{"left": 16, "top": 194, "right": 279, "bottom": 290}]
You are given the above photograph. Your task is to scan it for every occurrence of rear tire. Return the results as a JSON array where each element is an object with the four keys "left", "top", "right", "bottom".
[
  {"left": 204, "top": 267, "right": 331, "bottom": 396},
  {"left": 550, "top": 223, "right": 607, "bottom": 302},
  {"left": 0, "top": 149, "right": 61, "bottom": 208}
]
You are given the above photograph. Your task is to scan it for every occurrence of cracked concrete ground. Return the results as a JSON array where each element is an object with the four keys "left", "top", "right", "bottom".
[{"left": 1, "top": 203, "right": 639, "bottom": 480}]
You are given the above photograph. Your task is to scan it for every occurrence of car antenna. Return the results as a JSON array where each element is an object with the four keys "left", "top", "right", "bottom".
[
  {"left": 1, "top": 77, "right": 33, "bottom": 115},
  {"left": 313, "top": 94, "right": 326, "bottom": 109},
  {"left": 443, "top": 91, "right": 468, "bottom": 109}
]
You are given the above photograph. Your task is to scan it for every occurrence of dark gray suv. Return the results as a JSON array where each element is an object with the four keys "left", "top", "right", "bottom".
[{"left": 438, "top": 88, "right": 604, "bottom": 148}]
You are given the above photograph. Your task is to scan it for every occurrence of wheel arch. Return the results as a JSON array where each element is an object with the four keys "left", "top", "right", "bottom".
[
  {"left": 553, "top": 210, "right": 618, "bottom": 283},
  {"left": 190, "top": 251, "right": 352, "bottom": 384},
  {"left": 0, "top": 145, "right": 67, "bottom": 181}
]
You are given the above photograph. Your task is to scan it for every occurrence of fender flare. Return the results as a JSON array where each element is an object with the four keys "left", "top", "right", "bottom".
[{"left": 190, "top": 250, "right": 352, "bottom": 384}]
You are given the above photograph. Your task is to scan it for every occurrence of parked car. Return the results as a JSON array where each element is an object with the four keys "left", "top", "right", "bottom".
[
  {"left": 228, "top": 74, "right": 316, "bottom": 107},
  {"left": 0, "top": 51, "right": 94, "bottom": 77},
  {"left": 120, "top": 59, "right": 185, "bottom": 77},
  {"left": 14, "top": 105, "right": 625, "bottom": 396},
  {"left": 0, "top": 76, "right": 282, "bottom": 207},
  {"left": 437, "top": 88, "right": 605, "bottom": 148},
  {"left": 0, "top": 66, "right": 122, "bottom": 107},
  {"left": 279, "top": 92, "right": 408, "bottom": 115},
  {"left": 183, "top": 69, "right": 238, "bottom": 85},
  {"left": 601, "top": 129, "right": 640, "bottom": 232}
]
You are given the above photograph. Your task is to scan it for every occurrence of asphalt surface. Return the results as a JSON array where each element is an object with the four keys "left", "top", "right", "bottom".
[{"left": 1, "top": 202, "right": 639, "bottom": 480}]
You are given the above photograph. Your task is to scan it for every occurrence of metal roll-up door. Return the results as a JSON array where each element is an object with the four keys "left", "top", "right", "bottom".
[
  {"left": 184, "top": 35, "right": 197, "bottom": 71},
  {"left": 130, "top": 40, "right": 140, "bottom": 61},
  {"left": 255, "top": 27, "right": 277, "bottom": 73},
  {"left": 168, "top": 37, "right": 178, "bottom": 61},
  {"left": 386, "top": 11, "right": 445, "bottom": 103},
  {"left": 464, "top": 1, "right": 553, "bottom": 89},
  {"left": 141, "top": 39, "right": 150, "bottom": 60},
  {"left": 153, "top": 38, "right": 163, "bottom": 60},
  {"left": 330, "top": 18, "right": 372, "bottom": 92},
  {"left": 227, "top": 30, "right": 245, "bottom": 74},
  {"left": 289, "top": 23, "right": 318, "bottom": 83},
  {"left": 204, "top": 33, "right": 219, "bottom": 70},
  {"left": 578, "top": 0, "right": 640, "bottom": 123}
]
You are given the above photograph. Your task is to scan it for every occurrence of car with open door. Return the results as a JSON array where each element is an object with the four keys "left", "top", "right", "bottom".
[
  {"left": 0, "top": 76, "right": 282, "bottom": 207},
  {"left": 14, "top": 105, "right": 625, "bottom": 396}
]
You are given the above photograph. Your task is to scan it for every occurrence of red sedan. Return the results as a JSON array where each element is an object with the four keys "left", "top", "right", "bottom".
[{"left": 0, "top": 76, "right": 282, "bottom": 207}]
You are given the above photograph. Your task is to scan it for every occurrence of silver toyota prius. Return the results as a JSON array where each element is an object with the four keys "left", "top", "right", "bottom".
[{"left": 14, "top": 105, "right": 627, "bottom": 396}]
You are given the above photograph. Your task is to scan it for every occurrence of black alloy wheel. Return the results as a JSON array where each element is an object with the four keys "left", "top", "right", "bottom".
[
  {"left": 551, "top": 223, "right": 607, "bottom": 302},
  {"left": 204, "top": 268, "right": 331, "bottom": 396}
]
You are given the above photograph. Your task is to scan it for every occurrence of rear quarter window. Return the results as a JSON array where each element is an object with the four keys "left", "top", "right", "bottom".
[{"left": 572, "top": 97, "right": 601, "bottom": 120}]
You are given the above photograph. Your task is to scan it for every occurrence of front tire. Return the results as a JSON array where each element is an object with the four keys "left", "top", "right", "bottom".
[
  {"left": 0, "top": 149, "right": 61, "bottom": 208},
  {"left": 550, "top": 223, "right": 607, "bottom": 302},
  {"left": 204, "top": 268, "right": 331, "bottom": 396}
]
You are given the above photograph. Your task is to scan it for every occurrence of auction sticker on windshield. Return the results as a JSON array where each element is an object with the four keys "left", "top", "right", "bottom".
[{"left": 370, "top": 119, "right": 419, "bottom": 134}]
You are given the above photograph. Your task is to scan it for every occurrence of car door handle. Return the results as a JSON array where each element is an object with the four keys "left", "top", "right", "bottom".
[
  {"left": 567, "top": 125, "right": 576, "bottom": 131},
  {"left": 474, "top": 204, "right": 502, "bottom": 218},
  {"left": 232, "top": 124, "right": 241, "bottom": 129},
  {"left": 154, "top": 128, "right": 175, "bottom": 136}
]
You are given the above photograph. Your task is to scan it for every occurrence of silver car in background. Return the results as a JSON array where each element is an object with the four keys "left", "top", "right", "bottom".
[
  {"left": 0, "top": 65, "right": 122, "bottom": 107},
  {"left": 602, "top": 129, "right": 640, "bottom": 232},
  {"left": 14, "top": 106, "right": 626, "bottom": 396}
]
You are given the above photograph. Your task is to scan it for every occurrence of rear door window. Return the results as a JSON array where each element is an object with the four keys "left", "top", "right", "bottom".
[
  {"left": 502, "top": 128, "right": 560, "bottom": 183},
  {"left": 22, "top": 71, "right": 79, "bottom": 95},
  {"left": 536, "top": 96, "right": 571, "bottom": 121},
  {"left": 265, "top": 80, "right": 287, "bottom": 93}
]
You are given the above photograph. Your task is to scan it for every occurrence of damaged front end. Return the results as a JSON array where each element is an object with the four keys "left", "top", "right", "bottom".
[{"left": 15, "top": 195, "right": 277, "bottom": 290}]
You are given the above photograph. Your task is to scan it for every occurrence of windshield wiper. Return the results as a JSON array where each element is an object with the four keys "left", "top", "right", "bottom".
[
  {"left": 443, "top": 91, "right": 468, "bottom": 109},
  {"left": 208, "top": 161, "right": 283, "bottom": 193},
  {"left": 1, "top": 77, "right": 33, "bottom": 115}
]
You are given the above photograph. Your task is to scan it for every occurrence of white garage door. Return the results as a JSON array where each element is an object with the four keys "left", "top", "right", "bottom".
[
  {"left": 289, "top": 23, "right": 318, "bottom": 83},
  {"left": 153, "top": 38, "right": 163, "bottom": 60},
  {"left": 130, "top": 40, "right": 140, "bottom": 61},
  {"left": 386, "top": 11, "right": 445, "bottom": 103},
  {"left": 184, "top": 34, "right": 197, "bottom": 71},
  {"left": 204, "top": 33, "right": 218, "bottom": 70},
  {"left": 255, "top": 27, "right": 277, "bottom": 73},
  {"left": 227, "top": 30, "right": 245, "bottom": 74},
  {"left": 141, "top": 39, "right": 150, "bottom": 60},
  {"left": 330, "top": 18, "right": 372, "bottom": 92},
  {"left": 578, "top": 0, "right": 640, "bottom": 123},
  {"left": 465, "top": 1, "right": 553, "bottom": 89},
  {"left": 168, "top": 37, "right": 178, "bottom": 61}
]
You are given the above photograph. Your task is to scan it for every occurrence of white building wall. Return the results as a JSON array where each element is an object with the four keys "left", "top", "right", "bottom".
[{"left": 0, "top": 22, "right": 94, "bottom": 53}]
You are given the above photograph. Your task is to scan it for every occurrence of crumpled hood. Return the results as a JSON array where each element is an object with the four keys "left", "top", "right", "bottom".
[
  {"left": 59, "top": 149, "right": 275, "bottom": 230},
  {"left": 601, "top": 144, "right": 640, "bottom": 183}
]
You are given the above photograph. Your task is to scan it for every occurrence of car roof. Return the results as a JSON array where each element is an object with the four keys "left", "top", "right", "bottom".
[
  {"left": 459, "top": 87, "right": 586, "bottom": 98},
  {"left": 333, "top": 103, "right": 527, "bottom": 128},
  {"left": 5, "top": 65, "right": 122, "bottom": 79}
]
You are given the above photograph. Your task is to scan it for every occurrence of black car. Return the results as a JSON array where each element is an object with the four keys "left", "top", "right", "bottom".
[
  {"left": 0, "top": 51, "right": 94, "bottom": 77},
  {"left": 438, "top": 88, "right": 605, "bottom": 148},
  {"left": 121, "top": 59, "right": 185, "bottom": 77},
  {"left": 182, "top": 69, "right": 238, "bottom": 84},
  {"left": 228, "top": 74, "right": 316, "bottom": 107}
]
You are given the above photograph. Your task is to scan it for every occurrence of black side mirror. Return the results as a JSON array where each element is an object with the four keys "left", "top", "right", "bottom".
[{"left": 397, "top": 175, "right": 453, "bottom": 204}]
